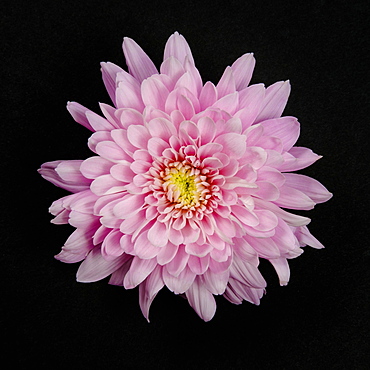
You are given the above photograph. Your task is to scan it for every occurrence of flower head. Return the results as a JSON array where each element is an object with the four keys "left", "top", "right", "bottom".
[{"left": 39, "top": 32, "right": 332, "bottom": 321}]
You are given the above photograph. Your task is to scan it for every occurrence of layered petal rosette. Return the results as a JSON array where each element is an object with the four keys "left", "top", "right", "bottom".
[{"left": 39, "top": 32, "right": 332, "bottom": 321}]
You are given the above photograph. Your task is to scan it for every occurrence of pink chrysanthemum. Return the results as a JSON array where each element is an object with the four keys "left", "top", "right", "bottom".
[{"left": 39, "top": 32, "right": 332, "bottom": 321}]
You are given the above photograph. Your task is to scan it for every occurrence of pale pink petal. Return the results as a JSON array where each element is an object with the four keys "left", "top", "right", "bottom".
[
  {"left": 188, "top": 254, "right": 210, "bottom": 275},
  {"left": 156, "top": 242, "right": 179, "bottom": 265},
  {"left": 212, "top": 92, "right": 239, "bottom": 115},
  {"left": 77, "top": 247, "right": 128, "bottom": 282},
  {"left": 163, "top": 265, "right": 196, "bottom": 294},
  {"left": 254, "top": 80, "right": 291, "bottom": 123},
  {"left": 269, "top": 257, "right": 290, "bottom": 286},
  {"left": 134, "top": 230, "right": 162, "bottom": 259},
  {"left": 127, "top": 124, "right": 151, "bottom": 149},
  {"left": 115, "top": 73, "right": 144, "bottom": 111},
  {"left": 147, "top": 117, "right": 177, "bottom": 142},
  {"left": 147, "top": 221, "right": 168, "bottom": 247},
  {"left": 295, "top": 226, "right": 325, "bottom": 249},
  {"left": 113, "top": 194, "right": 145, "bottom": 218},
  {"left": 185, "top": 278, "right": 216, "bottom": 322},
  {"left": 66, "top": 102, "right": 94, "bottom": 131},
  {"left": 280, "top": 147, "right": 322, "bottom": 172},
  {"left": 86, "top": 110, "right": 116, "bottom": 131},
  {"left": 122, "top": 37, "right": 158, "bottom": 82},
  {"left": 90, "top": 174, "right": 126, "bottom": 196},
  {"left": 164, "top": 31, "right": 195, "bottom": 66},
  {"left": 230, "top": 254, "right": 267, "bottom": 288},
  {"left": 80, "top": 156, "right": 112, "bottom": 179},
  {"left": 203, "top": 269, "right": 230, "bottom": 295},
  {"left": 123, "top": 257, "right": 157, "bottom": 289},
  {"left": 38, "top": 161, "right": 91, "bottom": 193},
  {"left": 260, "top": 116, "right": 300, "bottom": 152},
  {"left": 231, "top": 53, "right": 256, "bottom": 90},
  {"left": 283, "top": 173, "right": 333, "bottom": 203},
  {"left": 141, "top": 76, "right": 170, "bottom": 111},
  {"left": 100, "top": 62, "right": 124, "bottom": 105},
  {"left": 214, "top": 132, "right": 246, "bottom": 159},
  {"left": 139, "top": 266, "right": 164, "bottom": 322},
  {"left": 101, "top": 229, "right": 124, "bottom": 260},
  {"left": 165, "top": 245, "right": 189, "bottom": 276},
  {"left": 275, "top": 185, "right": 316, "bottom": 210},
  {"left": 216, "top": 66, "right": 236, "bottom": 98},
  {"left": 160, "top": 56, "right": 185, "bottom": 84},
  {"left": 199, "top": 81, "right": 218, "bottom": 111}
]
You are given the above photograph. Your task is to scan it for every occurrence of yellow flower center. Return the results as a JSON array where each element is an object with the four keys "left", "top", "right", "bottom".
[
  {"left": 162, "top": 164, "right": 205, "bottom": 209},
  {"left": 170, "top": 171, "right": 197, "bottom": 206}
]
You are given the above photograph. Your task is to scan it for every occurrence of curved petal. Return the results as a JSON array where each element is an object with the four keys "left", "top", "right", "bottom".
[{"left": 122, "top": 37, "right": 158, "bottom": 82}]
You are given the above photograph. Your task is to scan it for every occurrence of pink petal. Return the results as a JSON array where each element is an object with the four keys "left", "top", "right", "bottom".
[
  {"left": 123, "top": 257, "right": 157, "bottom": 289},
  {"left": 231, "top": 205, "right": 259, "bottom": 227},
  {"left": 113, "top": 194, "right": 145, "bottom": 218},
  {"left": 203, "top": 269, "right": 229, "bottom": 295},
  {"left": 101, "top": 229, "right": 124, "bottom": 260},
  {"left": 199, "top": 81, "right": 218, "bottom": 111},
  {"left": 156, "top": 242, "right": 179, "bottom": 265},
  {"left": 185, "top": 278, "right": 216, "bottom": 322},
  {"left": 254, "top": 80, "right": 291, "bottom": 123},
  {"left": 163, "top": 265, "right": 196, "bottom": 294},
  {"left": 212, "top": 92, "right": 239, "bottom": 115},
  {"left": 147, "top": 221, "right": 168, "bottom": 247},
  {"left": 187, "top": 254, "right": 210, "bottom": 275},
  {"left": 283, "top": 173, "right": 332, "bottom": 204},
  {"left": 95, "top": 140, "right": 131, "bottom": 163},
  {"left": 66, "top": 102, "right": 94, "bottom": 131},
  {"left": 280, "top": 147, "right": 322, "bottom": 172},
  {"left": 295, "top": 225, "right": 325, "bottom": 249},
  {"left": 269, "top": 258, "right": 290, "bottom": 286},
  {"left": 214, "top": 132, "right": 246, "bottom": 158},
  {"left": 253, "top": 197, "right": 311, "bottom": 227},
  {"left": 77, "top": 247, "right": 128, "bottom": 282},
  {"left": 122, "top": 37, "right": 158, "bottom": 82},
  {"left": 100, "top": 62, "right": 124, "bottom": 105},
  {"left": 231, "top": 53, "right": 256, "bottom": 90},
  {"left": 141, "top": 76, "right": 170, "bottom": 111},
  {"left": 165, "top": 245, "right": 189, "bottom": 276},
  {"left": 164, "top": 31, "right": 195, "bottom": 66},
  {"left": 134, "top": 230, "right": 162, "bottom": 259},
  {"left": 139, "top": 266, "right": 164, "bottom": 322},
  {"left": 275, "top": 185, "right": 316, "bottom": 210},
  {"left": 80, "top": 156, "right": 112, "bottom": 179},
  {"left": 38, "top": 161, "right": 91, "bottom": 193},
  {"left": 216, "top": 66, "right": 236, "bottom": 98},
  {"left": 127, "top": 124, "right": 151, "bottom": 149},
  {"left": 86, "top": 111, "right": 115, "bottom": 131},
  {"left": 260, "top": 116, "right": 300, "bottom": 152},
  {"left": 160, "top": 56, "right": 185, "bottom": 84},
  {"left": 115, "top": 73, "right": 144, "bottom": 111},
  {"left": 231, "top": 254, "right": 267, "bottom": 288},
  {"left": 147, "top": 117, "right": 177, "bottom": 142},
  {"left": 90, "top": 174, "right": 126, "bottom": 196}
]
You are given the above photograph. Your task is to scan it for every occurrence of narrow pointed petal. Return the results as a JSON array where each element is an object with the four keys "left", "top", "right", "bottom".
[
  {"left": 164, "top": 31, "right": 195, "bottom": 66},
  {"left": 100, "top": 62, "right": 124, "bottom": 105},
  {"left": 254, "top": 81, "right": 291, "bottom": 123},
  {"left": 269, "top": 258, "right": 290, "bottom": 286},
  {"left": 231, "top": 53, "right": 256, "bottom": 90},
  {"left": 122, "top": 37, "right": 158, "bottom": 82},
  {"left": 66, "top": 102, "right": 94, "bottom": 131},
  {"left": 185, "top": 278, "right": 216, "bottom": 322},
  {"left": 77, "top": 247, "right": 128, "bottom": 282}
]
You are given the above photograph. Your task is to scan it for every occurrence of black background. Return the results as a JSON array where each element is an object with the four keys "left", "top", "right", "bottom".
[{"left": 1, "top": 0, "right": 369, "bottom": 368}]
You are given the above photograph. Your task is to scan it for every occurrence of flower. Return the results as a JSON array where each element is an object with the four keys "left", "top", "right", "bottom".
[{"left": 38, "top": 32, "right": 332, "bottom": 321}]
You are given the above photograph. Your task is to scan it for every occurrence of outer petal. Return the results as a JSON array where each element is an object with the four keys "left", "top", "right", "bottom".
[
  {"left": 185, "top": 277, "right": 216, "bottom": 322},
  {"left": 76, "top": 247, "right": 128, "bottom": 282},
  {"left": 163, "top": 31, "right": 195, "bottom": 66},
  {"left": 122, "top": 37, "right": 158, "bottom": 82},
  {"left": 66, "top": 102, "right": 94, "bottom": 131},
  {"left": 231, "top": 53, "right": 255, "bottom": 90},
  {"left": 254, "top": 81, "right": 291, "bottom": 123}
]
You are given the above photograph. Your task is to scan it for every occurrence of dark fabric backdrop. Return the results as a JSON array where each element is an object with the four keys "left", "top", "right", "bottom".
[{"left": 1, "top": 0, "right": 369, "bottom": 368}]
